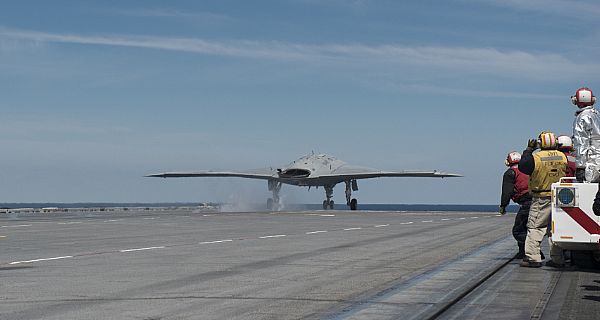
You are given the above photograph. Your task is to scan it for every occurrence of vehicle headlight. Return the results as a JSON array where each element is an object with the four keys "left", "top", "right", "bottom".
[{"left": 556, "top": 187, "right": 576, "bottom": 207}]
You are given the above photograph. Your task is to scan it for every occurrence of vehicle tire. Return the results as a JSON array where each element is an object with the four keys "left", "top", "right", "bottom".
[{"left": 350, "top": 198, "right": 357, "bottom": 210}]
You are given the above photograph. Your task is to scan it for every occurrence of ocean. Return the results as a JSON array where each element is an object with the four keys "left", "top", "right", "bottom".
[{"left": 0, "top": 203, "right": 515, "bottom": 213}]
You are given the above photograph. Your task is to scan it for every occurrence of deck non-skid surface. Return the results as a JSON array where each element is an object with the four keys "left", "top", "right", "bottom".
[{"left": 0, "top": 210, "right": 597, "bottom": 319}]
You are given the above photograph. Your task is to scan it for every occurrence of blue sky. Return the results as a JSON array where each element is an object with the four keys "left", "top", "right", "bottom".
[{"left": 1, "top": 0, "right": 599, "bottom": 205}]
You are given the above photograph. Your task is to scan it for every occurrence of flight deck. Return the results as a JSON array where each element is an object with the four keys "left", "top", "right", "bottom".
[{"left": 1, "top": 209, "right": 598, "bottom": 319}]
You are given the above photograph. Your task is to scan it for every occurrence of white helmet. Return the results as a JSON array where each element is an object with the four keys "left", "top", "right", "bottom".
[
  {"left": 557, "top": 135, "right": 573, "bottom": 151},
  {"left": 571, "top": 87, "right": 596, "bottom": 108},
  {"left": 505, "top": 151, "right": 521, "bottom": 166}
]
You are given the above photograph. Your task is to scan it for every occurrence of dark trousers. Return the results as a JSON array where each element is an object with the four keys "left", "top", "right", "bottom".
[{"left": 512, "top": 200, "right": 531, "bottom": 253}]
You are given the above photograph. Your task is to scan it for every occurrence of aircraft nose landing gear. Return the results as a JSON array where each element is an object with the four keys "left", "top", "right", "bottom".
[
  {"left": 323, "top": 185, "right": 335, "bottom": 210},
  {"left": 323, "top": 199, "right": 334, "bottom": 210}
]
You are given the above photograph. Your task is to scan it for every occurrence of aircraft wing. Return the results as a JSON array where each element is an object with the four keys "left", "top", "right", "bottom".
[
  {"left": 319, "top": 170, "right": 462, "bottom": 180},
  {"left": 315, "top": 164, "right": 462, "bottom": 183},
  {"left": 146, "top": 169, "right": 276, "bottom": 180}
]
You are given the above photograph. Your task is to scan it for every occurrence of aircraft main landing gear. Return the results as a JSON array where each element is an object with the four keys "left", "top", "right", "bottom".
[
  {"left": 345, "top": 180, "right": 359, "bottom": 210},
  {"left": 267, "top": 180, "right": 282, "bottom": 211}
]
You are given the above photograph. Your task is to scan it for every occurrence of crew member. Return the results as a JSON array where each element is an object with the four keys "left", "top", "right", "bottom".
[
  {"left": 572, "top": 87, "right": 600, "bottom": 182},
  {"left": 571, "top": 88, "right": 600, "bottom": 214},
  {"left": 557, "top": 135, "right": 576, "bottom": 177},
  {"left": 518, "top": 132, "right": 567, "bottom": 268},
  {"left": 500, "top": 151, "right": 531, "bottom": 258}
]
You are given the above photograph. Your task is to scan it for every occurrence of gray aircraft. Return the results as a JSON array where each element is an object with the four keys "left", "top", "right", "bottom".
[{"left": 147, "top": 153, "right": 462, "bottom": 210}]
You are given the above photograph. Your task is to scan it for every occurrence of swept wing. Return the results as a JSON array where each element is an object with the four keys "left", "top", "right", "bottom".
[{"left": 146, "top": 168, "right": 276, "bottom": 180}]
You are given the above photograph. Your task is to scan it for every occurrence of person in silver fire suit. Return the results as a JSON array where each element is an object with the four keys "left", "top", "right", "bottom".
[
  {"left": 572, "top": 87, "right": 600, "bottom": 182},
  {"left": 571, "top": 88, "right": 600, "bottom": 215}
]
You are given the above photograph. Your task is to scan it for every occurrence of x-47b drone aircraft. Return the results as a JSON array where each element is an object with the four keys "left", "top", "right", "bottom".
[{"left": 147, "top": 153, "right": 462, "bottom": 210}]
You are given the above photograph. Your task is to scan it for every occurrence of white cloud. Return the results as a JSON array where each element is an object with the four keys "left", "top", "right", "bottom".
[
  {"left": 0, "top": 27, "right": 594, "bottom": 81},
  {"left": 113, "top": 8, "right": 235, "bottom": 23},
  {"left": 471, "top": 0, "right": 600, "bottom": 17}
]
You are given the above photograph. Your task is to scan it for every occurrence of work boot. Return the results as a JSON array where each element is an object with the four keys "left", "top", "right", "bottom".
[
  {"left": 514, "top": 252, "right": 524, "bottom": 259},
  {"left": 515, "top": 244, "right": 525, "bottom": 259},
  {"left": 520, "top": 260, "right": 542, "bottom": 268},
  {"left": 545, "top": 261, "right": 565, "bottom": 268}
]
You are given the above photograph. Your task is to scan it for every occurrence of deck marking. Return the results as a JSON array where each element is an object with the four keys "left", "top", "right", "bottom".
[
  {"left": 10, "top": 256, "right": 73, "bottom": 265},
  {"left": 1, "top": 224, "right": 32, "bottom": 228},
  {"left": 58, "top": 222, "right": 82, "bottom": 225},
  {"left": 320, "top": 214, "right": 336, "bottom": 217},
  {"left": 104, "top": 219, "right": 120, "bottom": 222},
  {"left": 470, "top": 217, "right": 479, "bottom": 219},
  {"left": 441, "top": 218, "right": 451, "bottom": 221},
  {"left": 400, "top": 222, "right": 414, "bottom": 225},
  {"left": 306, "top": 231, "right": 327, "bottom": 234},
  {"left": 0, "top": 235, "right": 6, "bottom": 238},
  {"left": 374, "top": 224, "right": 389, "bottom": 228},
  {"left": 343, "top": 227, "right": 362, "bottom": 231},
  {"left": 120, "top": 246, "right": 165, "bottom": 253},
  {"left": 259, "top": 235, "right": 286, "bottom": 239},
  {"left": 458, "top": 217, "right": 466, "bottom": 220},
  {"left": 421, "top": 220, "right": 433, "bottom": 223},
  {"left": 199, "top": 240, "right": 233, "bottom": 244}
]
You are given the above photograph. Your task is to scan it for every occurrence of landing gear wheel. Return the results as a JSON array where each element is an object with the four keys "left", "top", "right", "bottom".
[
  {"left": 323, "top": 200, "right": 328, "bottom": 210},
  {"left": 267, "top": 198, "right": 274, "bottom": 210},
  {"left": 350, "top": 198, "right": 357, "bottom": 210},
  {"left": 329, "top": 200, "right": 334, "bottom": 210}
]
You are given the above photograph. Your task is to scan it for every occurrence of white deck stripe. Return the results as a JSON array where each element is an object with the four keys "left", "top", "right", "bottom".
[
  {"left": 1, "top": 224, "right": 32, "bottom": 228},
  {"left": 375, "top": 224, "right": 389, "bottom": 227},
  {"left": 199, "top": 240, "right": 233, "bottom": 244},
  {"left": 306, "top": 231, "right": 327, "bottom": 234},
  {"left": 259, "top": 235, "right": 286, "bottom": 239},
  {"left": 119, "top": 246, "right": 165, "bottom": 253},
  {"left": 343, "top": 227, "right": 362, "bottom": 231},
  {"left": 400, "top": 222, "right": 414, "bottom": 225},
  {"left": 320, "top": 214, "right": 336, "bottom": 217},
  {"left": 10, "top": 256, "right": 73, "bottom": 265},
  {"left": 422, "top": 220, "right": 433, "bottom": 223}
]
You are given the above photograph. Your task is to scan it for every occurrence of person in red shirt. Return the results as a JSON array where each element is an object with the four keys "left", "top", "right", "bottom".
[{"left": 500, "top": 151, "right": 532, "bottom": 258}]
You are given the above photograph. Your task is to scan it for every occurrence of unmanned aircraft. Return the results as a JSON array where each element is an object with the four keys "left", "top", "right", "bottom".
[{"left": 147, "top": 153, "right": 462, "bottom": 210}]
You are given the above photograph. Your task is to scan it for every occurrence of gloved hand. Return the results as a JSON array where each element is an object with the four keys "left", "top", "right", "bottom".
[
  {"left": 499, "top": 206, "right": 506, "bottom": 215},
  {"left": 527, "top": 139, "right": 538, "bottom": 150},
  {"left": 576, "top": 168, "right": 586, "bottom": 182}
]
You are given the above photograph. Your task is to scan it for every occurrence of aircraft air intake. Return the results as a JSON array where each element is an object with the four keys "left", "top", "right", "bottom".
[{"left": 279, "top": 168, "right": 311, "bottom": 178}]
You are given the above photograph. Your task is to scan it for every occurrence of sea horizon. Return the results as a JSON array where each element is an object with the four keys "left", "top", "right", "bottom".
[{"left": 0, "top": 202, "right": 514, "bottom": 213}]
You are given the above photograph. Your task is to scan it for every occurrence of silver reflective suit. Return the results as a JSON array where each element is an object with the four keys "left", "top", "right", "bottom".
[{"left": 573, "top": 106, "right": 600, "bottom": 181}]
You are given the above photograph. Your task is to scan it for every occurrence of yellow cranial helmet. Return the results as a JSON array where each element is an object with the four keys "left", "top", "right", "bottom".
[{"left": 538, "top": 131, "right": 557, "bottom": 149}]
